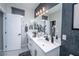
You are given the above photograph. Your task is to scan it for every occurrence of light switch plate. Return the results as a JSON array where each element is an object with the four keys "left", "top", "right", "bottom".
[{"left": 62, "top": 34, "right": 66, "bottom": 40}]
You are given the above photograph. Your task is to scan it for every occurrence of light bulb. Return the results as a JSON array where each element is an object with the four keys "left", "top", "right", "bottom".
[
  {"left": 36, "top": 13, "right": 38, "bottom": 16},
  {"left": 40, "top": 9, "right": 42, "bottom": 14},
  {"left": 40, "top": 13, "right": 43, "bottom": 16},
  {"left": 38, "top": 11, "right": 40, "bottom": 15},
  {"left": 43, "top": 12, "right": 45, "bottom": 15},
  {"left": 42, "top": 7, "right": 45, "bottom": 11},
  {"left": 45, "top": 10, "right": 48, "bottom": 13}
]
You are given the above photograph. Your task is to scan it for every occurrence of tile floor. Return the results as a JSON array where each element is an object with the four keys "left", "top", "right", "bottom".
[{"left": 0, "top": 47, "right": 29, "bottom": 56}]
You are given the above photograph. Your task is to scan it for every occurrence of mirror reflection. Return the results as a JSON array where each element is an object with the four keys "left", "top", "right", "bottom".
[{"left": 29, "top": 4, "right": 62, "bottom": 44}]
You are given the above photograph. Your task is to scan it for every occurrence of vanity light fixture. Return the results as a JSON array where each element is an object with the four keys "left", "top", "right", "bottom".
[{"left": 36, "top": 7, "right": 48, "bottom": 16}]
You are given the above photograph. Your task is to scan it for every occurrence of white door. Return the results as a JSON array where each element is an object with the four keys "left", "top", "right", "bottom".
[{"left": 4, "top": 14, "right": 22, "bottom": 51}]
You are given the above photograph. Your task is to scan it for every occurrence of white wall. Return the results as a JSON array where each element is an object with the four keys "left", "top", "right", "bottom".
[
  {"left": 0, "top": 3, "right": 6, "bottom": 12},
  {"left": 4, "top": 3, "right": 34, "bottom": 24}
]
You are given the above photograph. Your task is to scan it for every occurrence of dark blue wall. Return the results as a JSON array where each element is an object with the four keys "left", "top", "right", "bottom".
[{"left": 60, "top": 3, "right": 79, "bottom": 56}]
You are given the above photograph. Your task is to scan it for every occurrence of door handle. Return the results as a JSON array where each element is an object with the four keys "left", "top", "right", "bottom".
[{"left": 18, "top": 34, "right": 21, "bottom": 36}]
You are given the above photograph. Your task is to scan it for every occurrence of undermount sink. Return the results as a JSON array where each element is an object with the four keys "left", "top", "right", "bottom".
[{"left": 36, "top": 39, "right": 50, "bottom": 47}]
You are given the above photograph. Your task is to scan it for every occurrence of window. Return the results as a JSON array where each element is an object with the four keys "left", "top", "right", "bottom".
[{"left": 11, "top": 7, "right": 25, "bottom": 16}]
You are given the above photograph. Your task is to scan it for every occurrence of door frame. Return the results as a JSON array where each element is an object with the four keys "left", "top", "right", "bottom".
[{"left": 3, "top": 13, "right": 8, "bottom": 51}]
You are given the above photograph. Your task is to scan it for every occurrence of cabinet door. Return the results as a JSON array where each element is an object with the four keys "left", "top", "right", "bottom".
[
  {"left": 35, "top": 47, "right": 45, "bottom": 56},
  {"left": 28, "top": 39, "right": 32, "bottom": 55},
  {"left": 32, "top": 41, "right": 45, "bottom": 56},
  {"left": 34, "top": 49, "right": 37, "bottom": 56},
  {"left": 27, "top": 36, "right": 30, "bottom": 49},
  {"left": 30, "top": 39, "right": 35, "bottom": 56},
  {"left": 27, "top": 37, "right": 34, "bottom": 56}
]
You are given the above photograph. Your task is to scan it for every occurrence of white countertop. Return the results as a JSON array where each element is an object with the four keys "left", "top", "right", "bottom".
[{"left": 27, "top": 31, "right": 61, "bottom": 53}]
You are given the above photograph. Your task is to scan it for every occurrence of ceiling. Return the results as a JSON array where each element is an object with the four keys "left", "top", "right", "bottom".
[
  {"left": 5, "top": 3, "right": 39, "bottom": 11},
  {"left": 44, "top": 4, "right": 62, "bottom": 16}
]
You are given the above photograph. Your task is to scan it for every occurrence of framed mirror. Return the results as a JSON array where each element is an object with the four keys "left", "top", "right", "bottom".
[{"left": 72, "top": 3, "right": 79, "bottom": 30}]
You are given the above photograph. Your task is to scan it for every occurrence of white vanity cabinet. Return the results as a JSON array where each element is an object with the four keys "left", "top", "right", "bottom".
[
  {"left": 27, "top": 35, "right": 60, "bottom": 56},
  {"left": 28, "top": 36, "right": 35, "bottom": 55},
  {"left": 28, "top": 37, "right": 45, "bottom": 56},
  {"left": 32, "top": 42, "right": 60, "bottom": 56}
]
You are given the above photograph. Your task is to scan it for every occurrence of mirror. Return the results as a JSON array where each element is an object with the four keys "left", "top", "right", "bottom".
[
  {"left": 42, "top": 4, "right": 62, "bottom": 44},
  {"left": 72, "top": 3, "right": 79, "bottom": 30},
  {"left": 29, "top": 4, "right": 62, "bottom": 44},
  {"left": 29, "top": 17, "right": 45, "bottom": 36},
  {"left": 44, "top": 5, "right": 62, "bottom": 33}
]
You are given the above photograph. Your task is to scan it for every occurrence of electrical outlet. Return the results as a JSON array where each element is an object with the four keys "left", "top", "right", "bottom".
[{"left": 62, "top": 34, "right": 66, "bottom": 40}]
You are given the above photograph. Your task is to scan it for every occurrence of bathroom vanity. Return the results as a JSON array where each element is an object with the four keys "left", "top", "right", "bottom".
[
  {"left": 27, "top": 32, "right": 61, "bottom": 56},
  {"left": 27, "top": 4, "right": 62, "bottom": 56}
]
